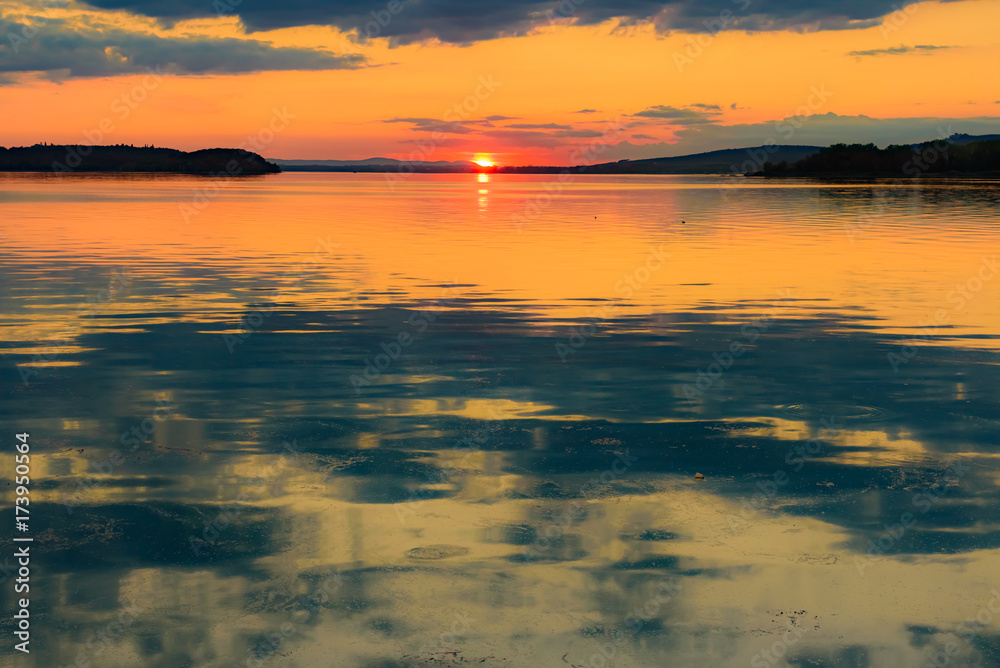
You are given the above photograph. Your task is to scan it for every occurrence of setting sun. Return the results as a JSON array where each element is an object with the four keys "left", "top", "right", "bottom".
[{"left": 473, "top": 154, "right": 495, "bottom": 167}]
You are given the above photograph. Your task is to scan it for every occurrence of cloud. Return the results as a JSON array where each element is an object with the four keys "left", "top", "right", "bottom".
[
  {"left": 0, "top": 16, "right": 362, "bottom": 79},
  {"left": 848, "top": 44, "right": 954, "bottom": 57},
  {"left": 383, "top": 117, "right": 475, "bottom": 134},
  {"left": 506, "top": 122, "right": 573, "bottom": 129},
  {"left": 387, "top": 115, "right": 618, "bottom": 148},
  {"left": 76, "top": 0, "right": 967, "bottom": 44},
  {"left": 553, "top": 128, "right": 604, "bottom": 137},
  {"left": 690, "top": 103, "right": 721, "bottom": 111},
  {"left": 633, "top": 105, "right": 719, "bottom": 125},
  {"left": 575, "top": 109, "right": 600, "bottom": 114},
  {"left": 631, "top": 133, "right": 657, "bottom": 140}
]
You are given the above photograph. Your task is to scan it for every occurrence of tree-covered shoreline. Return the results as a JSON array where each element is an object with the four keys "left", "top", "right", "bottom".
[
  {"left": 759, "top": 139, "right": 1000, "bottom": 177},
  {"left": 0, "top": 144, "right": 281, "bottom": 175}
]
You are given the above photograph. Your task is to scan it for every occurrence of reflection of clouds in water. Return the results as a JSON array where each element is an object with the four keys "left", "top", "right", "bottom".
[
  {"left": 8, "top": 304, "right": 1000, "bottom": 667},
  {"left": 5, "top": 174, "right": 1000, "bottom": 667},
  {"left": 22, "top": 305, "right": 1000, "bottom": 551}
]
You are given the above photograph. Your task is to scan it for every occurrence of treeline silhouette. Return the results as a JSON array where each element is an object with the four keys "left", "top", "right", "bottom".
[
  {"left": 762, "top": 139, "right": 1000, "bottom": 176},
  {"left": 0, "top": 144, "right": 281, "bottom": 174}
]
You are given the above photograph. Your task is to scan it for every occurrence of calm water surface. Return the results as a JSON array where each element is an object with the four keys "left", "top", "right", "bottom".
[{"left": 1, "top": 172, "right": 999, "bottom": 667}]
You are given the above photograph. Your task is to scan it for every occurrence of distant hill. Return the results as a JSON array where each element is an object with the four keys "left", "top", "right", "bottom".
[
  {"left": 271, "top": 135, "right": 1000, "bottom": 175},
  {"left": 274, "top": 157, "right": 474, "bottom": 172},
  {"left": 561, "top": 145, "right": 822, "bottom": 174},
  {"left": 273, "top": 147, "right": 823, "bottom": 174},
  {"left": 0, "top": 144, "right": 280, "bottom": 174}
]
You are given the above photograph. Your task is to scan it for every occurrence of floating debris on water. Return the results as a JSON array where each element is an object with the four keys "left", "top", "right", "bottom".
[{"left": 406, "top": 545, "right": 470, "bottom": 560}]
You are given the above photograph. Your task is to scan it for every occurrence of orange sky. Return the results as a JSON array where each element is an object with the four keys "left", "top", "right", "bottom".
[{"left": 1, "top": 0, "right": 998, "bottom": 163}]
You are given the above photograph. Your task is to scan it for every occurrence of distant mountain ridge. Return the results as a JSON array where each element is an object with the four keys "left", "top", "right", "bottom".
[
  {"left": 271, "top": 134, "right": 1000, "bottom": 174},
  {"left": 4, "top": 134, "right": 995, "bottom": 175},
  {"left": 273, "top": 148, "right": 824, "bottom": 174},
  {"left": 274, "top": 157, "right": 474, "bottom": 170},
  {"left": 577, "top": 145, "right": 823, "bottom": 174}
]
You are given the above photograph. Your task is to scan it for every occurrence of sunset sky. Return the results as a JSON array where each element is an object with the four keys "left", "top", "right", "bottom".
[{"left": 1, "top": 0, "right": 998, "bottom": 164}]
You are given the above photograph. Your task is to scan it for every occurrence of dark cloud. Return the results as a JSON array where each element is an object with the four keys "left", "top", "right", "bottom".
[
  {"left": 631, "top": 133, "right": 657, "bottom": 140},
  {"left": 848, "top": 44, "right": 954, "bottom": 57},
  {"left": 0, "top": 17, "right": 362, "bottom": 79},
  {"left": 383, "top": 117, "right": 476, "bottom": 134},
  {"left": 383, "top": 117, "right": 443, "bottom": 126},
  {"left": 506, "top": 123, "right": 573, "bottom": 129},
  {"left": 690, "top": 103, "right": 721, "bottom": 110},
  {"left": 77, "top": 0, "right": 966, "bottom": 43},
  {"left": 387, "top": 117, "right": 614, "bottom": 146},
  {"left": 633, "top": 105, "right": 718, "bottom": 125},
  {"left": 575, "top": 109, "right": 600, "bottom": 114},
  {"left": 554, "top": 128, "right": 605, "bottom": 137}
]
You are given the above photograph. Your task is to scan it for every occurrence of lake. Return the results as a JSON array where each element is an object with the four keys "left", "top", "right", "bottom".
[{"left": 1, "top": 172, "right": 999, "bottom": 668}]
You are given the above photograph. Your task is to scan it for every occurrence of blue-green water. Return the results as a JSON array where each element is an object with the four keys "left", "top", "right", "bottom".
[{"left": 1, "top": 172, "right": 999, "bottom": 667}]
